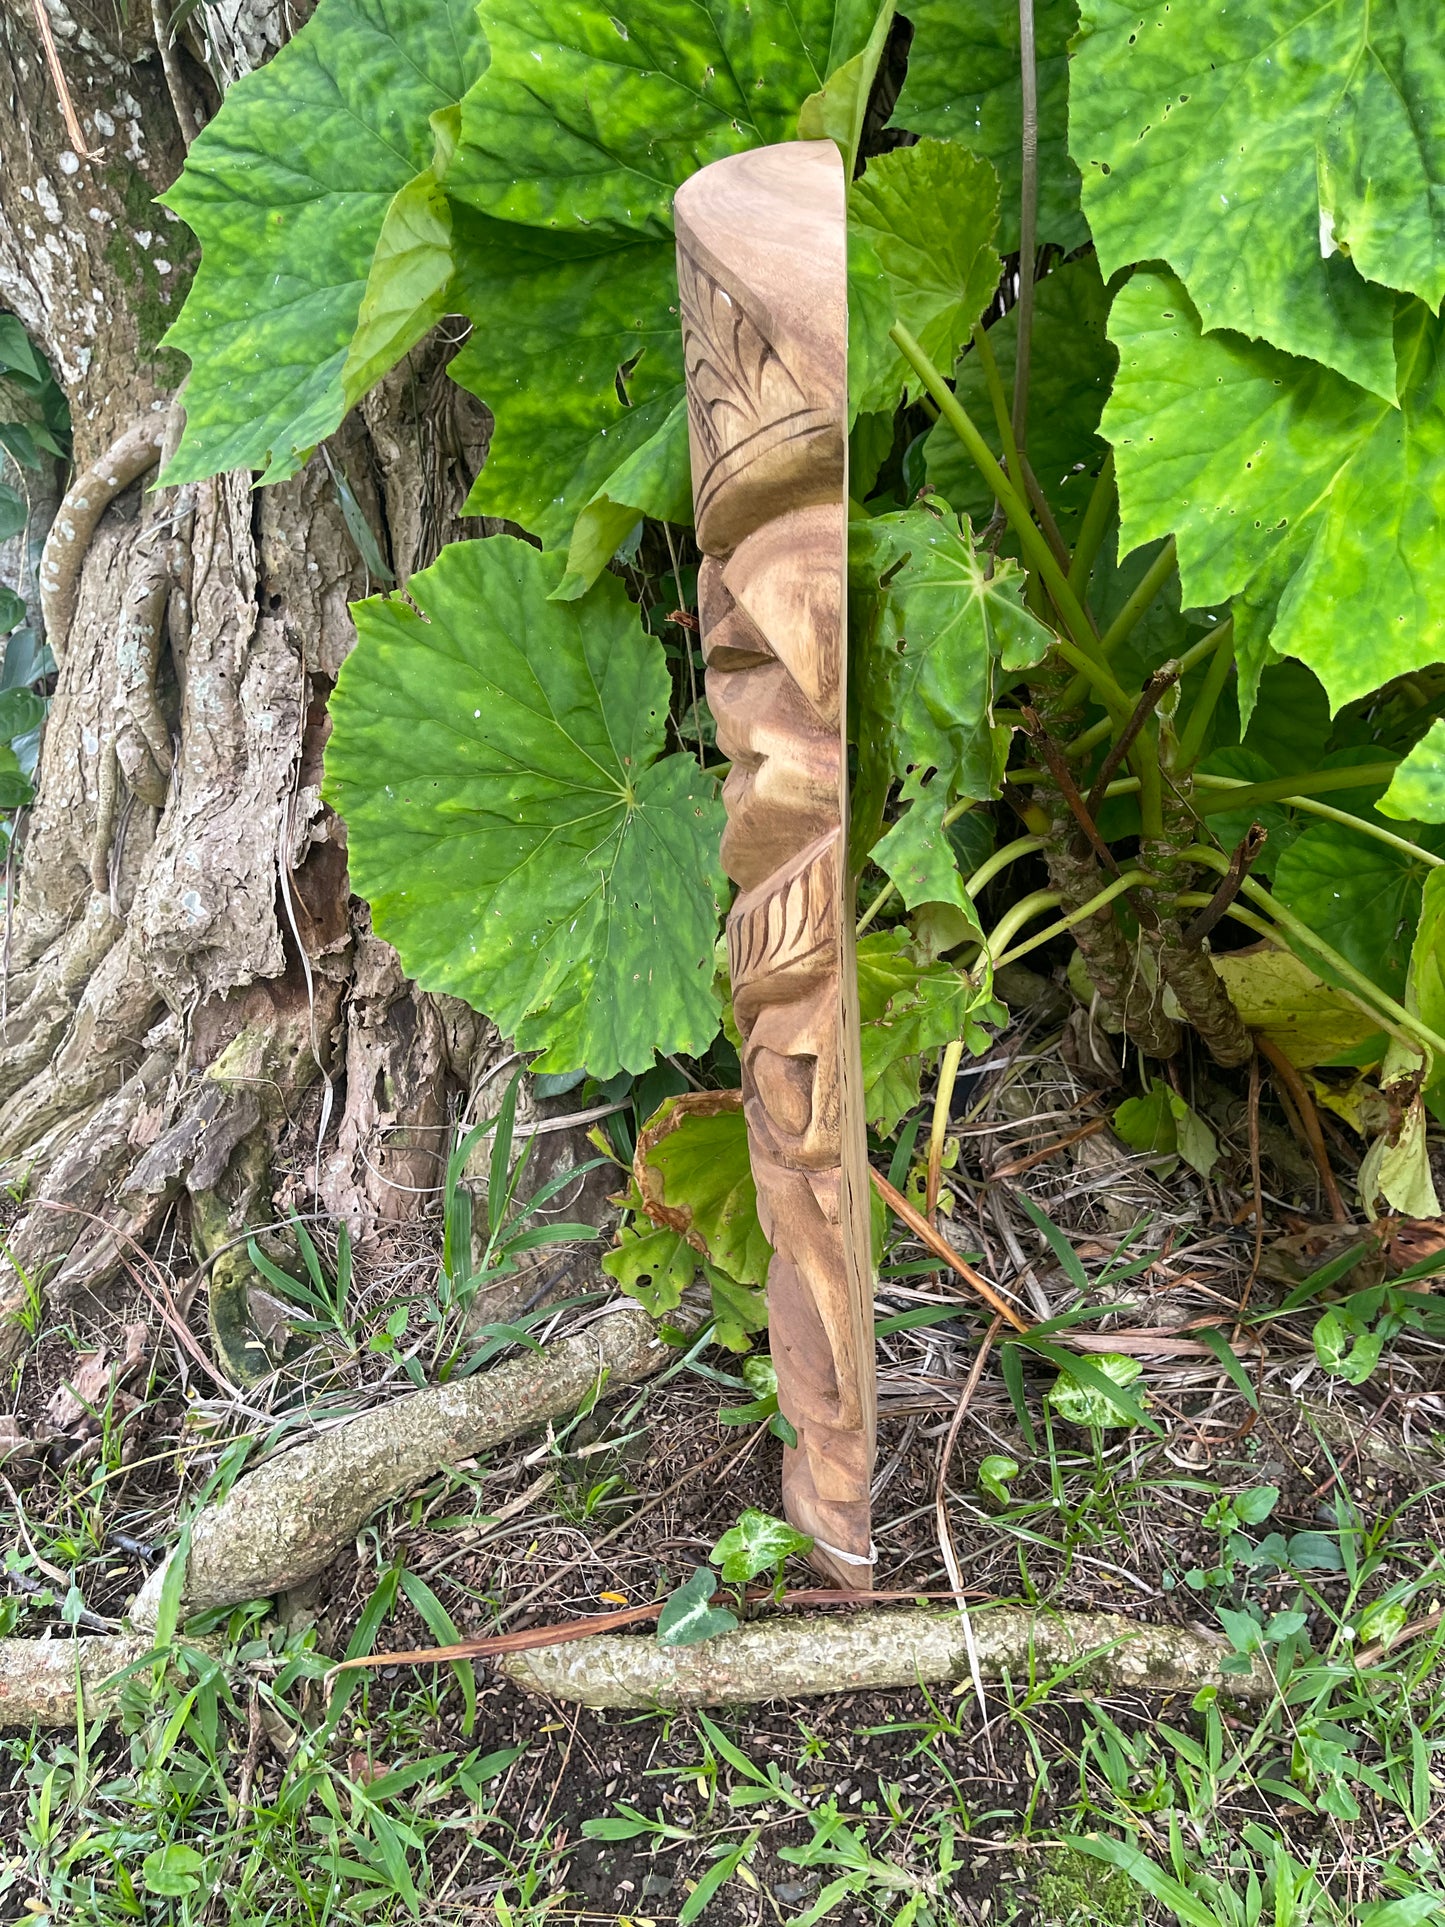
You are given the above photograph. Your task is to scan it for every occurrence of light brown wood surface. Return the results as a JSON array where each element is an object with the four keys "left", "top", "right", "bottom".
[{"left": 675, "top": 141, "right": 877, "bottom": 1589}]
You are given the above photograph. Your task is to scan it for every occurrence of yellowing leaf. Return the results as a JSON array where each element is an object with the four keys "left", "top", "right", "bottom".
[{"left": 1210, "top": 945, "right": 1384, "bottom": 1070}]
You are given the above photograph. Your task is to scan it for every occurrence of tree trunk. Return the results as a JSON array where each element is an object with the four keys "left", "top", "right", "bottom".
[{"left": 0, "top": 0, "right": 535, "bottom": 1373}]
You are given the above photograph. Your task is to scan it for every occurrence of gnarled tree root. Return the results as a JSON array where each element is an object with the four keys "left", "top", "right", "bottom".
[
  {"left": 132, "top": 1304, "right": 687, "bottom": 1626},
  {"left": 0, "top": 1633, "right": 220, "bottom": 1729},
  {"left": 502, "top": 1606, "right": 1270, "bottom": 1707}
]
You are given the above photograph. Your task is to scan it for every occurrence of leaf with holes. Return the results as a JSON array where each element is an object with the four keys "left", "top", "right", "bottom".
[
  {"left": 162, "top": 0, "right": 488, "bottom": 483},
  {"left": 324, "top": 536, "right": 725, "bottom": 1076},
  {"left": 1104, "top": 272, "right": 1445, "bottom": 725},
  {"left": 1070, "top": 0, "right": 1441, "bottom": 398}
]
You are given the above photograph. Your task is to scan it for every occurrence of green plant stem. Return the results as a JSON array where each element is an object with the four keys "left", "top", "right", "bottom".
[
  {"left": 926, "top": 1037, "right": 964, "bottom": 1217},
  {"left": 978, "top": 888, "right": 1063, "bottom": 964},
  {"left": 1067, "top": 451, "right": 1115, "bottom": 598},
  {"left": 1191, "top": 774, "right": 1443, "bottom": 867},
  {"left": 990, "top": 868, "right": 1151, "bottom": 970},
  {"left": 1192, "top": 762, "right": 1399, "bottom": 817},
  {"left": 1174, "top": 620, "right": 1236, "bottom": 768},
  {"left": 1097, "top": 538, "right": 1177, "bottom": 658},
  {"left": 971, "top": 321, "right": 1024, "bottom": 490},
  {"left": 1179, "top": 846, "right": 1445, "bottom": 1061},
  {"left": 855, "top": 831, "right": 1046, "bottom": 937},
  {"left": 965, "top": 832, "right": 1047, "bottom": 899},
  {"left": 889, "top": 323, "right": 1109, "bottom": 685},
  {"left": 1057, "top": 535, "right": 1179, "bottom": 712},
  {"left": 1013, "top": 0, "right": 1038, "bottom": 454}
]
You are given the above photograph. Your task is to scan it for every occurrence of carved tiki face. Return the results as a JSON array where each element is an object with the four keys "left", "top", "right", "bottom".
[{"left": 675, "top": 141, "right": 876, "bottom": 1579}]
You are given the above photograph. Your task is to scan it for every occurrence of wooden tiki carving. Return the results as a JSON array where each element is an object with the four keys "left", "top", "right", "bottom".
[{"left": 675, "top": 142, "right": 877, "bottom": 1588}]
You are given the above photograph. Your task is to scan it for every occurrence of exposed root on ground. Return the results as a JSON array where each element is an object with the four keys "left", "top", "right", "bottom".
[
  {"left": 131, "top": 1303, "right": 691, "bottom": 1624},
  {"left": 501, "top": 1604, "right": 1271, "bottom": 1707}
]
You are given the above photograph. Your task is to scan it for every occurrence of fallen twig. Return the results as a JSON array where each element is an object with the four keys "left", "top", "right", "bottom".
[{"left": 869, "top": 1169, "right": 1030, "bottom": 1332}]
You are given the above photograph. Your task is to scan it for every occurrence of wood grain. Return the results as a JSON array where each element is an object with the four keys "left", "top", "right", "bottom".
[{"left": 675, "top": 142, "right": 877, "bottom": 1589}]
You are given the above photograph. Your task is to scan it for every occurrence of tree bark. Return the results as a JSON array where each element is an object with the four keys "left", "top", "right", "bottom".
[{"left": 0, "top": 0, "right": 539, "bottom": 1370}]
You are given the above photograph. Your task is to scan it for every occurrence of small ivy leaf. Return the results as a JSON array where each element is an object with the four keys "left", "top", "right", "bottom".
[
  {"left": 710, "top": 1509, "right": 813, "bottom": 1586},
  {"left": 1044, "top": 1351, "right": 1146, "bottom": 1430},
  {"left": 1112, "top": 1083, "right": 1175, "bottom": 1160},
  {"left": 324, "top": 536, "right": 725, "bottom": 1078},
  {"left": 1355, "top": 1600, "right": 1408, "bottom": 1651},
  {"left": 976, "top": 1454, "right": 1020, "bottom": 1507},
  {"left": 656, "top": 1566, "right": 737, "bottom": 1648}
]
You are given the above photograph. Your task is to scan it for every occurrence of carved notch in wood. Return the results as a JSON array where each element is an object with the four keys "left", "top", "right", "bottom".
[{"left": 675, "top": 142, "right": 876, "bottom": 1589}]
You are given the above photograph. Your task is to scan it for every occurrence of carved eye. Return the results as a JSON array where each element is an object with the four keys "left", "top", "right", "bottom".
[{"left": 750, "top": 1047, "right": 816, "bottom": 1137}]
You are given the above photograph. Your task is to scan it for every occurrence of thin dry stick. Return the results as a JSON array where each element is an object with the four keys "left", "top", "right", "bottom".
[
  {"left": 1083, "top": 665, "right": 1178, "bottom": 822},
  {"left": 26, "top": 0, "right": 101, "bottom": 158},
  {"left": 1239, "top": 1048, "right": 1265, "bottom": 1316},
  {"left": 870, "top": 1168, "right": 1030, "bottom": 1332},
  {"left": 1022, "top": 706, "right": 1119, "bottom": 876},
  {"left": 1256, "top": 1035, "right": 1348, "bottom": 1224},
  {"left": 988, "top": 1114, "right": 1109, "bottom": 1181},
  {"left": 934, "top": 1315, "right": 1005, "bottom": 1731}
]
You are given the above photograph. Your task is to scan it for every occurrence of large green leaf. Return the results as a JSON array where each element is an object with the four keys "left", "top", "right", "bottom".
[
  {"left": 161, "top": 0, "right": 488, "bottom": 483},
  {"left": 1070, "top": 0, "right": 1437, "bottom": 399},
  {"left": 1272, "top": 823, "right": 1425, "bottom": 1002},
  {"left": 447, "top": 220, "right": 690, "bottom": 578},
  {"left": 324, "top": 536, "right": 726, "bottom": 1076},
  {"left": 924, "top": 252, "right": 1114, "bottom": 536},
  {"left": 848, "top": 139, "right": 1001, "bottom": 417},
  {"left": 450, "top": 0, "right": 881, "bottom": 238},
  {"left": 442, "top": 0, "right": 883, "bottom": 586},
  {"left": 857, "top": 929, "right": 1003, "bottom": 1133},
  {"left": 890, "top": 0, "right": 1083, "bottom": 250},
  {"left": 1104, "top": 272, "right": 1445, "bottom": 722},
  {"left": 851, "top": 505, "right": 1052, "bottom": 906},
  {"left": 1380, "top": 721, "right": 1445, "bottom": 825}
]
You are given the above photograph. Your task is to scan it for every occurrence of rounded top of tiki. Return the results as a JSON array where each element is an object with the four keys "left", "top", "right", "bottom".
[{"left": 674, "top": 142, "right": 847, "bottom": 557}]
